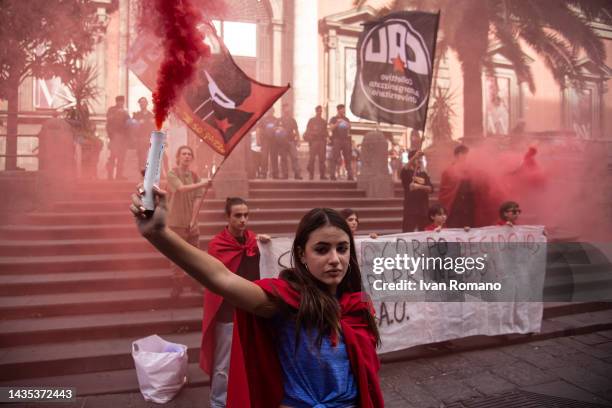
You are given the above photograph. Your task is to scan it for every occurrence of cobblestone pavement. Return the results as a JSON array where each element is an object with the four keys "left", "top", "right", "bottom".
[
  {"left": 8, "top": 329, "right": 612, "bottom": 408},
  {"left": 379, "top": 331, "right": 612, "bottom": 407}
]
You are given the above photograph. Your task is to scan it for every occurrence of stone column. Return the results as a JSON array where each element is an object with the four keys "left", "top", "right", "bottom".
[
  {"left": 118, "top": 0, "right": 130, "bottom": 100},
  {"left": 293, "top": 0, "right": 318, "bottom": 132},
  {"left": 212, "top": 136, "right": 250, "bottom": 199},
  {"left": 257, "top": 22, "right": 273, "bottom": 83},
  {"left": 271, "top": 20, "right": 284, "bottom": 114},
  {"left": 271, "top": 21, "right": 284, "bottom": 86},
  {"left": 357, "top": 131, "right": 393, "bottom": 197},
  {"left": 325, "top": 29, "right": 338, "bottom": 119}
]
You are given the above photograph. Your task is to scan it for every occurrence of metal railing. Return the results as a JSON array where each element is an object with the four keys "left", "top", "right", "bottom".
[{"left": 0, "top": 135, "right": 40, "bottom": 171}]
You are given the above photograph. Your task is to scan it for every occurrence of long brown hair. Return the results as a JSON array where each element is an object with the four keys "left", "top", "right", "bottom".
[{"left": 279, "top": 208, "right": 380, "bottom": 348}]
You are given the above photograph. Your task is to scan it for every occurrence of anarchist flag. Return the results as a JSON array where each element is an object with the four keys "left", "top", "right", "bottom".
[
  {"left": 128, "top": 23, "right": 289, "bottom": 156},
  {"left": 350, "top": 11, "right": 439, "bottom": 130}
]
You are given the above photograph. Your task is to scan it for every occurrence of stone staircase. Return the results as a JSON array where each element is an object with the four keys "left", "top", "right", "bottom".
[
  {"left": 0, "top": 178, "right": 610, "bottom": 396},
  {"left": 0, "top": 179, "right": 408, "bottom": 395}
]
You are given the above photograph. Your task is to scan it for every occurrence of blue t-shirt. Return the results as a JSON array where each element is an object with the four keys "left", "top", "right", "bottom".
[{"left": 272, "top": 315, "right": 358, "bottom": 408}]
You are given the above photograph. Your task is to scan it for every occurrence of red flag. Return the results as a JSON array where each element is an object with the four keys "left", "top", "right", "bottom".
[{"left": 128, "top": 24, "right": 289, "bottom": 156}]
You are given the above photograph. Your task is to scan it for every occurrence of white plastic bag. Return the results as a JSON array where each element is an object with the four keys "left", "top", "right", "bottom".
[{"left": 132, "top": 334, "right": 188, "bottom": 403}]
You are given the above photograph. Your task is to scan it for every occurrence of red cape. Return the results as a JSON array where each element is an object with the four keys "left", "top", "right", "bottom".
[
  {"left": 227, "top": 278, "right": 384, "bottom": 408},
  {"left": 439, "top": 163, "right": 501, "bottom": 227},
  {"left": 199, "top": 228, "right": 259, "bottom": 374}
]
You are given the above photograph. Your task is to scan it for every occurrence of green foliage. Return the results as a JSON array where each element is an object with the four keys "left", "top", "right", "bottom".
[
  {"left": 61, "top": 62, "right": 100, "bottom": 142},
  {"left": 0, "top": 0, "right": 104, "bottom": 99},
  {"left": 428, "top": 86, "right": 455, "bottom": 143},
  {"left": 379, "top": 0, "right": 608, "bottom": 92},
  {"left": 359, "top": 0, "right": 610, "bottom": 137}
]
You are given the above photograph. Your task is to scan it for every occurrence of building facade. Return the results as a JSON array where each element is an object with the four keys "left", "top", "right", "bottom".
[{"left": 1, "top": 0, "right": 611, "bottom": 172}]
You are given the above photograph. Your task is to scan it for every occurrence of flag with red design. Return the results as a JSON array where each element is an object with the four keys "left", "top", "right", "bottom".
[{"left": 128, "top": 23, "right": 289, "bottom": 156}]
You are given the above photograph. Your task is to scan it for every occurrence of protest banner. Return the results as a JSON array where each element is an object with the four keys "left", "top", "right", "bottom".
[{"left": 259, "top": 226, "right": 547, "bottom": 354}]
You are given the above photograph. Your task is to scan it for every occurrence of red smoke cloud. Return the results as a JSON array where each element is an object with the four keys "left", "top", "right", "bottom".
[
  {"left": 440, "top": 139, "right": 610, "bottom": 241},
  {"left": 151, "top": 0, "right": 210, "bottom": 130}
]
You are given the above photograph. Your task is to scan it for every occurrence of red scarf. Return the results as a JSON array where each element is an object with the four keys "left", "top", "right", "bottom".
[
  {"left": 226, "top": 278, "right": 384, "bottom": 408},
  {"left": 199, "top": 227, "right": 258, "bottom": 374}
]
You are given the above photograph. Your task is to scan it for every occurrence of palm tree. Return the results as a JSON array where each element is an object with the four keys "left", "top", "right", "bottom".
[{"left": 355, "top": 0, "right": 612, "bottom": 139}]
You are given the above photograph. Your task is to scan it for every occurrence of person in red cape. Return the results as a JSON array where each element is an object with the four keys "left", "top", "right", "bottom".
[
  {"left": 202, "top": 197, "right": 270, "bottom": 408},
  {"left": 496, "top": 201, "right": 521, "bottom": 227},
  {"left": 424, "top": 203, "right": 448, "bottom": 232},
  {"left": 130, "top": 189, "right": 384, "bottom": 407},
  {"left": 439, "top": 145, "right": 500, "bottom": 228},
  {"left": 439, "top": 145, "right": 472, "bottom": 228}
]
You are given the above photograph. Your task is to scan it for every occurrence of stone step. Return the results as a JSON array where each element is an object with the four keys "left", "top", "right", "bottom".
[
  {"left": 2, "top": 304, "right": 611, "bottom": 386},
  {"left": 0, "top": 331, "right": 202, "bottom": 381},
  {"left": 0, "top": 268, "right": 175, "bottom": 295},
  {"left": 71, "top": 187, "right": 367, "bottom": 201},
  {"left": 0, "top": 252, "right": 166, "bottom": 275},
  {"left": 18, "top": 206, "right": 405, "bottom": 226},
  {"left": 0, "top": 228, "right": 401, "bottom": 260},
  {"left": 0, "top": 307, "right": 202, "bottom": 347},
  {"left": 0, "top": 287, "right": 202, "bottom": 319},
  {"left": 249, "top": 180, "right": 359, "bottom": 189},
  {"left": 0, "top": 217, "right": 404, "bottom": 240},
  {"left": 250, "top": 188, "right": 366, "bottom": 198},
  {"left": 0, "top": 237, "right": 161, "bottom": 257},
  {"left": 50, "top": 197, "right": 404, "bottom": 212},
  {"left": 544, "top": 265, "right": 612, "bottom": 301},
  {"left": 74, "top": 179, "right": 360, "bottom": 192},
  {"left": 0, "top": 362, "right": 208, "bottom": 397}
]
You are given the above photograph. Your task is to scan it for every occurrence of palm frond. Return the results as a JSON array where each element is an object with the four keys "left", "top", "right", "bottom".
[
  {"left": 428, "top": 85, "right": 456, "bottom": 143},
  {"left": 63, "top": 62, "right": 101, "bottom": 112},
  {"left": 508, "top": 0, "right": 606, "bottom": 67},
  {"left": 519, "top": 25, "right": 581, "bottom": 86},
  {"left": 490, "top": 18, "right": 536, "bottom": 93},
  {"left": 565, "top": 0, "right": 612, "bottom": 26}
]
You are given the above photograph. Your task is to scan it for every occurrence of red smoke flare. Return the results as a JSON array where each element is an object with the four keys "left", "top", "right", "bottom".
[{"left": 152, "top": 0, "right": 210, "bottom": 130}]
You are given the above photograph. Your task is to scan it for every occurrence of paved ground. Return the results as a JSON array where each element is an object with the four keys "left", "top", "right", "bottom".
[{"left": 6, "top": 328, "right": 612, "bottom": 408}]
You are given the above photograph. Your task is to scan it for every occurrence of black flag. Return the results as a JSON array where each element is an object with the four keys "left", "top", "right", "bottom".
[{"left": 350, "top": 11, "right": 439, "bottom": 130}]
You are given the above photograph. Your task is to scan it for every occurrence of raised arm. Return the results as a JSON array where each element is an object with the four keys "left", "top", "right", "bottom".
[{"left": 130, "top": 186, "right": 277, "bottom": 318}]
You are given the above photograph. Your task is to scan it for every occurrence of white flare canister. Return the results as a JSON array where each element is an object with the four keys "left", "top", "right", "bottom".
[{"left": 142, "top": 130, "right": 166, "bottom": 214}]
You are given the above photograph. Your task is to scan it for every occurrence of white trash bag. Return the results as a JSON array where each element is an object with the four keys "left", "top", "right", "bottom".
[{"left": 132, "top": 334, "right": 188, "bottom": 403}]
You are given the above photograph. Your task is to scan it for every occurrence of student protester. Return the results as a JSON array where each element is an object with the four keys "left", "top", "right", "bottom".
[
  {"left": 202, "top": 197, "right": 270, "bottom": 408},
  {"left": 166, "top": 145, "right": 210, "bottom": 297},
  {"left": 340, "top": 208, "right": 378, "bottom": 239},
  {"left": 497, "top": 201, "right": 521, "bottom": 226},
  {"left": 424, "top": 204, "right": 448, "bottom": 232},
  {"left": 400, "top": 150, "right": 434, "bottom": 232},
  {"left": 130, "top": 194, "right": 384, "bottom": 407},
  {"left": 304, "top": 105, "right": 328, "bottom": 180},
  {"left": 439, "top": 145, "right": 473, "bottom": 229},
  {"left": 424, "top": 204, "right": 470, "bottom": 233}
]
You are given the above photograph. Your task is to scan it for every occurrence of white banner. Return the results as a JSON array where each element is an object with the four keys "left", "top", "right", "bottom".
[{"left": 258, "top": 226, "right": 547, "bottom": 354}]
